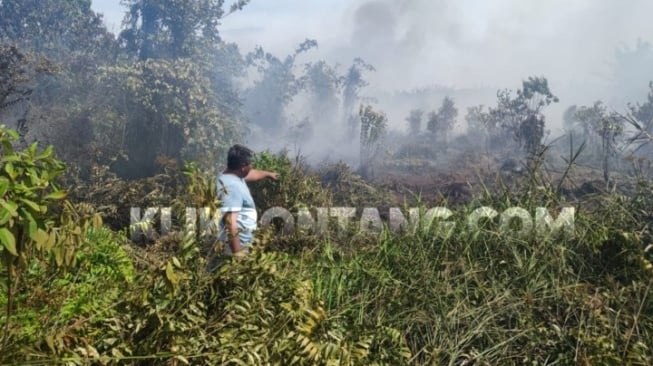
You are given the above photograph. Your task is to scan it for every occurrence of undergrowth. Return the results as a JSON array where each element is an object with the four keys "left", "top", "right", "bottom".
[{"left": 1, "top": 150, "right": 652, "bottom": 365}]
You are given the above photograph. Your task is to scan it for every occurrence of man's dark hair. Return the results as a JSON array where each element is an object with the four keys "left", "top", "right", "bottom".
[{"left": 227, "top": 144, "right": 254, "bottom": 170}]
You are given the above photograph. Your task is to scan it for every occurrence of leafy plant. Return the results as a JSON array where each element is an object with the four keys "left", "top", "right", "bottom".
[{"left": 0, "top": 125, "right": 104, "bottom": 349}]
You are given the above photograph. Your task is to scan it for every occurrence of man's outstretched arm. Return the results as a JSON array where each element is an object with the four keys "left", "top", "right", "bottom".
[{"left": 245, "top": 169, "right": 279, "bottom": 183}]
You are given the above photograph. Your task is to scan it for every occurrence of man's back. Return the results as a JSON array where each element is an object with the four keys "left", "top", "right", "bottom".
[{"left": 217, "top": 173, "right": 257, "bottom": 254}]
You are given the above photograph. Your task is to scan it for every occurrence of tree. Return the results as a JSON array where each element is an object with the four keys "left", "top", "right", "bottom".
[
  {"left": 465, "top": 105, "right": 495, "bottom": 147},
  {"left": 0, "top": 45, "right": 56, "bottom": 144},
  {"left": 119, "top": 0, "right": 248, "bottom": 60},
  {"left": 0, "top": 1, "right": 121, "bottom": 169},
  {"left": 359, "top": 104, "right": 387, "bottom": 179},
  {"left": 426, "top": 96, "right": 458, "bottom": 150},
  {"left": 0, "top": 0, "right": 114, "bottom": 62},
  {"left": 95, "top": 59, "right": 240, "bottom": 178},
  {"left": 342, "top": 58, "right": 375, "bottom": 140},
  {"left": 572, "top": 102, "right": 624, "bottom": 182},
  {"left": 205, "top": 42, "right": 247, "bottom": 127},
  {"left": 0, "top": 46, "right": 50, "bottom": 112},
  {"left": 304, "top": 60, "right": 341, "bottom": 130},
  {"left": 406, "top": 109, "right": 423, "bottom": 136},
  {"left": 490, "top": 76, "right": 558, "bottom": 156},
  {"left": 242, "top": 39, "right": 317, "bottom": 134}
]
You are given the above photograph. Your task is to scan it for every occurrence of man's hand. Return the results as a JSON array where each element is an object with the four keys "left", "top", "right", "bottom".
[{"left": 267, "top": 171, "right": 280, "bottom": 180}]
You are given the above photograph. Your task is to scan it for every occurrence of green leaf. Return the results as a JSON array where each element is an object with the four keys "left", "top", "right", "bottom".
[
  {"left": 54, "top": 246, "right": 63, "bottom": 266},
  {"left": 0, "top": 228, "right": 17, "bottom": 256},
  {"left": 28, "top": 142, "right": 38, "bottom": 155},
  {"left": 19, "top": 198, "right": 41, "bottom": 212},
  {"left": 5, "top": 129, "right": 19, "bottom": 140},
  {"left": 0, "top": 178, "right": 8, "bottom": 196},
  {"left": 26, "top": 216, "right": 37, "bottom": 239},
  {"left": 0, "top": 200, "right": 18, "bottom": 217},
  {"left": 5, "top": 162, "right": 16, "bottom": 179},
  {"left": 0, "top": 210, "right": 11, "bottom": 226},
  {"left": 166, "top": 261, "right": 178, "bottom": 284},
  {"left": 36, "top": 145, "right": 53, "bottom": 160},
  {"left": 32, "top": 229, "right": 49, "bottom": 250},
  {"left": 44, "top": 190, "right": 67, "bottom": 200},
  {"left": 45, "top": 230, "right": 56, "bottom": 251},
  {"left": 1, "top": 155, "right": 20, "bottom": 163}
]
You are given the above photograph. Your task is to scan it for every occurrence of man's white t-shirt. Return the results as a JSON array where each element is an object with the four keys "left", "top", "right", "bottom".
[{"left": 217, "top": 173, "right": 257, "bottom": 255}]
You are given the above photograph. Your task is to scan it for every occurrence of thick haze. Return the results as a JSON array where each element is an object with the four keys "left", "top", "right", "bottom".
[
  {"left": 93, "top": 0, "right": 653, "bottom": 131},
  {"left": 229, "top": 0, "right": 653, "bottom": 97},
  {"left": 93, "top": 1, "right": 652, "bottom": 86}
]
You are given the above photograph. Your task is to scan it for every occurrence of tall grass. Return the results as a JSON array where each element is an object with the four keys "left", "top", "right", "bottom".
[{"left": 301, "top": 175, "right": 653, "bottom": 365}]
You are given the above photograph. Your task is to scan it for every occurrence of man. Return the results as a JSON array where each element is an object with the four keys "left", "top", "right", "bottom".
[{"left": 216, "top": 144, "right": 279, "bottom": 259}]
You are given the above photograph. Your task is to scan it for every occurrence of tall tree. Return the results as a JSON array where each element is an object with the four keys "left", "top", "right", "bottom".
[
  {"left": 359, "top": 104, "right": 387, "bottom": 179},
  {"left": 342, "top": 58, "right": 375, "bottom": 140},
  {"left": 431, "top": 97, "right": 458, "bottom": 141},
  {"left": 0, "top": 46, "right": 55, "bottom": 142},
  {"left": 426, "top": 96, "right": 458, "bottom": 152},
  {"left": 0, "top": 0, "right": 114, "bottom": 62},
  {"left": 0, "top": 0, "right": 117, "bottom": 160},
  {"left": 119, "top": 0, "right": 247, "bottom": 60},
  {"left": 406, "top": 109, "right": 423, "bottom": 136},
  {"left": 92, "top": 59, "right": 240, "bottom": 178},
  {"left": 305, "top": 60, "right": 341, "bottom": 129},
  {"left": 490, "top": 77, "right": 558, "bottom": 156},
  {"left": 465, "top": 105, "right": 496, "bottom": 148},
  {"left": 572, "top": 102, "right": 624, "bottom": 182},
  {"left": 242, "top": 39, "right": 317, "bottom": 133}
]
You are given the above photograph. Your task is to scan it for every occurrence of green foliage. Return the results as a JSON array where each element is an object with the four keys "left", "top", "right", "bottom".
[
  {"left": 120, "top": 0, "right": 245, "bottom": 60},
  {"left": 97, "top": 58, "right": 240, "bottom": 177},
  {"left": 213, "top": 250, "right": 411, "bottom": 365},
  {"left": 0, "top": 126, "right": 66, "bottom": 272},
  {"left": 2, "top": 155, "right": 653, "bottom": 364},
  {"left": 179, "top": 161, "right": 218, "bottom": 210},
  {"left": 318, "top": 162, "right": 392, "bottom": 207},
  {"left": 250, "top": 151, "right": 331, "bottom": 212},
  {"left": 0, "top": 0, "right": 114, "bottom": 61},
  {"left": 3, "top": 6, "right": 653, "bottom": 360},
  {"left": 0, "top": 227, "right": 134, "bottom": 362},
  {"left": 0, "top": 126, "right": 107, "bottom": 355}
]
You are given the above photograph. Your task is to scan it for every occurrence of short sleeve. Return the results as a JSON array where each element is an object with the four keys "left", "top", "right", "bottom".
[{"left": 217, "top": 177, "right": 244, "bottom": 212}]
